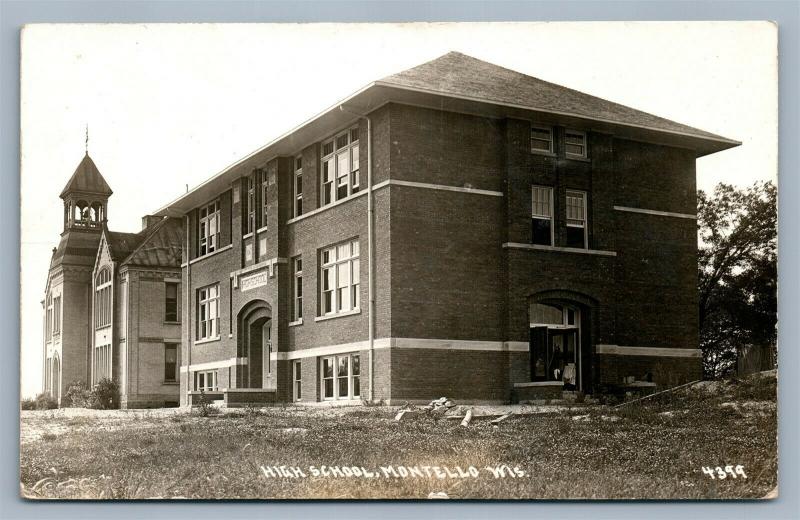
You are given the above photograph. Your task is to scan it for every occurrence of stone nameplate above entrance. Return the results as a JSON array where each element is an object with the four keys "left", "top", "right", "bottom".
[
  {"left": 240, "top": 271, "right": 269, "bottom": 292},
  {"left": 230, "top": 257, "right": 288, "bottom": 291}
]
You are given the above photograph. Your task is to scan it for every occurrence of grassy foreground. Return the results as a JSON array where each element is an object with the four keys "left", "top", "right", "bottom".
[{"left": 20, "top": 372, "right": 777, "bottom": 500}]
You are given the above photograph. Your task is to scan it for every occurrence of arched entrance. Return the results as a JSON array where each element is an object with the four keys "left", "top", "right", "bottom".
[
  {"left": 237, "top": 300, "right": 272, "bottom": 389},
  {"left": 528, "top": 291, "right": 595, "bottom": 393},
  {"left": 51, "top": 354, "right": 61, "bottom": 404}
]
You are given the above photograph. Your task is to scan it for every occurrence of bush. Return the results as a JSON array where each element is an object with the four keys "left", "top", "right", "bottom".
[
  {"left": 64, "top": 380, "right": 92, "bottom": 408},
  {"left": 20, "top": 397, "right": 37, "bottom": 410},
  {"left": 34, "top": 393, "right": 58, "bottom": 410},
  {"left": 91, "top": 378, "right": 120, "bottom": 409},
  {"left": 194, "top": 391, "right": 217, "bottom": 417}
]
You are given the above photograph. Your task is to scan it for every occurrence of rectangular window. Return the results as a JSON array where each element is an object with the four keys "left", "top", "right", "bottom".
[
  {"left": 45, "top": 295, "right": 53, "bottom": 340},
  {"left": 165, "top": 282, "right": 178, "bottom": 322},
  {"left": 195, "top": 370, "right": 218, "bottom": 392},
  {"left": 164, "top": 343, "right": 177, "bottom": 382},
  {"left": 565, "top": 190, "right": 588, "bottom": 249},
  {"left": 321, "top": 353, "right": 360, "bottom": 400},
  {"left": 565, "top": 130, "right": 587, "bottom": 158},
  {"left": 531, "top": 186, "right": 554, "bottom": 246},
  {"left": 260, "top": 169, "right": 268, "bottom": 229},
  {"left": 95, "top": 269, "right": 112, "bottom": 329},
  {"left": 245, "top": 174, "right": 255, "bottom": 235},
  {"left": 93, "top": 344, "right": 112, "bottom": 384},
  {"left": 52, "top": 296, "right": 61, "bottom": 335},
  {"left": 258, "top": 237, "right": 267, "bottom": 260},
  {"left": 321, "top": 127, "right": 359, "bottom": 207},
  {"left": 197, "top": 283, "right": 220, "bottom": 340},
  {"left": 293, "top": 360, "right": 302, "bottom": 402},
  {"left": 320, "top": 239, "right": 359, "bottom": 316},
  {"left": 531, "top": 126, "right": 554, "bottom": 153},
  {"left": 293, "top": 256, "right": 303, "bottom": 321},
  {"left": 293, "top": 156, "right": 303, "bottom": 217},
  {"left": 198, "top": 200, "right": 220, "bottom": 256}
]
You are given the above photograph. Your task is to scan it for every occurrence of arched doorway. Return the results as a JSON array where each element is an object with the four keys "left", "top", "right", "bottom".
[
  {"left": 528, "top": 291, "right": 594, "bottom": 393},
  {"left": 51, "top": 354, "right": 61, "bottom": 404},
  {"left": 237, "top": 301, "right": 272, "bottom": 389}
]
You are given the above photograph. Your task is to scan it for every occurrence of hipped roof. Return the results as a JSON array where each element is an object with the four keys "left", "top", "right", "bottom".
[{"left": 153, "top": 51, "right": 740, "bottom": 217}]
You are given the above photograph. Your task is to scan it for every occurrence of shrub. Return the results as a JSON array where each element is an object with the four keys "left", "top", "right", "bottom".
[
  {"left": 20, "top": 397, "right": 37, "bottom": 410},
  {"left": 34, "top": 393, "right": 58, "bottom": 410},
  {"left": 91, "top": 378, "right": 120, "bottom": 409},
  {"left": 194, "top": 390, "right": 217, "bottom": 417},
  {"left": 64, "top": 380, "right": 92, "bottom": 408}
]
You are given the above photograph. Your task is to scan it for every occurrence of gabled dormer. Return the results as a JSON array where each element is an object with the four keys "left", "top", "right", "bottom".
[{"left": 60, "top": 153, "right": 113, "bottom": 231}]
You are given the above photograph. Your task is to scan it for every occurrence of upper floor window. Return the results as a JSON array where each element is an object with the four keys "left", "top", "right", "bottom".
[
  {"left": 293, "top": 256, "right": 303, "bottom": 321},
  {"left": 566, "top": 190, "right": 588, "bottom": 249},
  {"left": 165, "top": 282, "right": 178, "bottom": 322},
  {"left": 321, "top": 127, "right": 359, "bottom": 207},
  {"left": 293, "top": 156, "right": 303, "bottom": 217},
  {"left": 95, "top": 268, "right": 112, "bottom": 329},
  {"left": 197, "top": 283, "right": 220, "bottom": 340},
  {"left": 531, "top": 126, "right": 554, "bottom": 154},
  {"left": 260, "top": 169, "right": 268, "bottom": 229},
  {"left": 531, "top": 186, "right": 554, "bottom": 246},
  {"left": 245, "top": 174, "right": 256, "bottom": 235},
  {"left": 45, "top": 294, "right": 53, "bottom": 340},
  {"left": 52, "top": 296, "right": 61, "bottom": 335},
  {"left": 198, "top": 200, "right": 220, "bottom": 256},
  {"left": 320, "top": 239, "right": 360, "bottom": 316},
  {"left": 565, "top": 130, "right": 587, "bottom": 159}
]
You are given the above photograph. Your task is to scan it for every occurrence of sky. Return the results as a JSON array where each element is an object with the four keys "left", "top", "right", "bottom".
[{"left": 19, "top": 22, "right": 778, "bottom": 398}]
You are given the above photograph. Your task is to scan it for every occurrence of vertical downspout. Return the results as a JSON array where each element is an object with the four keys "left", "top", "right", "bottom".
[
  {"left": 367, "top": 115, "right": 374, "bottom": 403},
  {"left": 337, "top": 106, "right": 375, "bottom": 402}
]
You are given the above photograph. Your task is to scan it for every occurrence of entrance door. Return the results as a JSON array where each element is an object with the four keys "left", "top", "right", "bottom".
[
  {"left": 548, "top": 329, "right": 579, "bottom": 390},
  {"left": 529, "top": 327, "right": 580, "bottom": 390}
]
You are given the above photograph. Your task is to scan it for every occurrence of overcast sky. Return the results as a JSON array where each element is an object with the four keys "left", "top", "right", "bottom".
[{"left": 20, "top": 22, "right": 777, "bottom": 398}]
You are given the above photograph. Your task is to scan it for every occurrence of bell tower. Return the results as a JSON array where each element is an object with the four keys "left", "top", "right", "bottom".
[
  {"left": 60, "top": 152, "right": 113, "bottom": 231},
  {"left": 43, "top": 151, "right": 113, "bottom": 405}
]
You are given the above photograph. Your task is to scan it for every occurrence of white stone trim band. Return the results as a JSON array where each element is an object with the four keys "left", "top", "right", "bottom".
[
  {"left": 269, "top": 338, "right": 529, "bottom": 361},
  {"left": 377, "top": 179, "right": 504, "bottom": 197},
  {"left": 613, "top": 205, "right": 697, "bottom": 220},
  {"left": 595, "top": 344, "right": 702, "bottom": 358},
  {"left": 180, "top": 356, "right": 244, "bottom": 373}
]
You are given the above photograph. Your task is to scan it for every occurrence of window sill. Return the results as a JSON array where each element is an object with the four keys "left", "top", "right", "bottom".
[
  {"left": 256, "top": 225, "right": 269, "bottom": 234},
  {"left": 243, "top": 232, "right": 254, "bottom": 239},
  {"left": 502, "top": 242, "right": 616, "bottom": 257},
  {"left": 565, "top": 155, "right": 591, "bottom": 163},
  {"left": 189, "top": 244, "right": 233, "bottom": 265},
  {"left": 163, "top": 321, "right": 180, "bottom": 325},
  {"left": 315, "top": 308, "right": 361, "bottom": 322},
  {"left": 289, "top": 318, "right": 303, "bottom": 327},
  {"left": 531, "top": 150, "right": 557, "bottom": 158},
  {"left": 194, "top": 336, "right": 221, "bottom": 345},
  {"left": 163, "top": 381, "right": 179, "bottom": 385}
]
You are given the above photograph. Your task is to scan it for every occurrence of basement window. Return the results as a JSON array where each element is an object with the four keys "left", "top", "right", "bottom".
[{"left": 195, "top": 370, "right": 218, "bottom": 392}]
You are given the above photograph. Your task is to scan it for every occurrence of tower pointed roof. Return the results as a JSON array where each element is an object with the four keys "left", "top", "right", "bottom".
[{"left": 59, "top": 153, "right": 113, "bottom": 199}]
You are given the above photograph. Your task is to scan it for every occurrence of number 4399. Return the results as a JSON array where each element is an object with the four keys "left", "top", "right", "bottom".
[{"left": 702, "top": 465, "right": 747, "bottom": 479}]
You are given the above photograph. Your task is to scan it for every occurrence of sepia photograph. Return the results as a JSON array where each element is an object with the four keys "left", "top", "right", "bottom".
[{"left": 18, "top": 21, "right": 778, "bottom": 500}]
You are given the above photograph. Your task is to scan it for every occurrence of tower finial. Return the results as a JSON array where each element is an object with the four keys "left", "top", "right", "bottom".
[{"left": 85, "top": 124, "right": 89, "bottom": 155}]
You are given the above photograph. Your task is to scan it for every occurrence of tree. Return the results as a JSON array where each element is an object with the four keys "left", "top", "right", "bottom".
[{"left": 697, "top": 181, "right": 777, "bottom": 379}]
